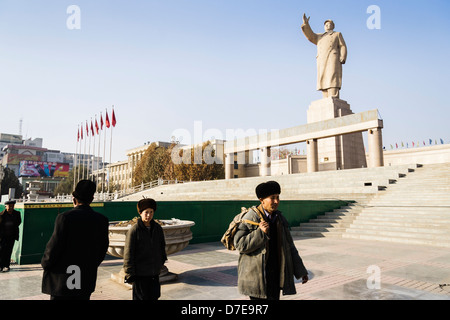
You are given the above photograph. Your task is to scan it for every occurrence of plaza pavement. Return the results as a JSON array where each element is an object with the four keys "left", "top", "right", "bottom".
[{"left": 1, "top": 236, "right": 449, "bottom": 301}]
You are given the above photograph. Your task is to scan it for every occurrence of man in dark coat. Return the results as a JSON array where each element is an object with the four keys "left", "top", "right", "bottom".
[
  {"left": 41, "top": 180, "right": 109, "bottom": 300},
  {"left": 123, "top": 198, "right": 167, "bottom": 300},
  {"left": 234, "top": 181, "right": 308, "bottom": 300},
  {"left": 0, "top": 200, "right": 22, "bottom": 272}
]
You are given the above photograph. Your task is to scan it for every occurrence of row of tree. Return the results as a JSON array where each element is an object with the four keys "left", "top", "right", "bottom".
[
  {"left": 1, "top": 167, "right": 24, "bottom": 199},
  {"left": 133, "top": 141, "right": 224, "bottom": 185},
  {"left": 53, "top": 141, "right": 225, "bottom": 196}
]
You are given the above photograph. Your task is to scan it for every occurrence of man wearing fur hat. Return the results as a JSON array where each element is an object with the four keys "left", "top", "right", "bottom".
[
  {"left": 0, "top": 200, "right": 22, "bottom": 272},
  {"left": 234, "top": 181, "right": 308, "bottom": 300},
  {"left": 123, "top": 198, "right": 167, "bottom": 300},
  {"left": 41, "top": 180, "right": 109, "bottom": 300}
]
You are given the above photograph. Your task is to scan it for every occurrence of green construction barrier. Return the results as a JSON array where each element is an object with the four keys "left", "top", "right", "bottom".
[{"left": 11, "top": 199, "right": 349, "bottom": 265}]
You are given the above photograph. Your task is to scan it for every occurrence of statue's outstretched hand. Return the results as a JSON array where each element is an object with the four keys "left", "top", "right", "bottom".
[{"left": 302, "top": 13, "right": 310, "bottom": 25}]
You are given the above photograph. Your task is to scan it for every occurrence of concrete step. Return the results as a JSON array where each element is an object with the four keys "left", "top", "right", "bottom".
[
  {"left": 342, "top": 233, "right": 450, "bottom": 248},
  {"left": 344, "top": 229, "right": 450, "bottom": 242},
  {"left": 290, "top": 230, "right": 343, "bottom": 238},
  {"left": 294, "top": 221, "right": 353, "bottom": 229},
  {"left": 347, "top": 223, "right": 450, "bottom": 234},
  {"left": 292, "top": 226, "right": 348, "bottom": 233},
  {"left": 355, "top": 209, "right": 450, "bottom": 216},
  {"left": 122, "top": 164, "right": 420, "bottom": 201}
]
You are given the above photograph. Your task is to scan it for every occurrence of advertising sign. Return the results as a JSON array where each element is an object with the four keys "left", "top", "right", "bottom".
[
  {"left": 5, "top": 154, "right": 41, "bottom": 165},
  {"left": 19, "top": 161, "right": 70, "bottom": 178}
]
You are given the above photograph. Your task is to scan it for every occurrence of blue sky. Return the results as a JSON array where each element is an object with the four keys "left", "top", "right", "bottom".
[{"left": 0, "top": 0, "right": 449, "bottom": 162}]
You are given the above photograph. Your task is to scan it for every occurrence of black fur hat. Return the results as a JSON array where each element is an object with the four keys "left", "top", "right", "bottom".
[
  {"left": 255, "top": 181, "right": 281, "bottom": 199},
  {"left": 72, "top": 180, "right": 96, "bottom": 203},
  {"left": 137, "top": 198, "right": 157, "bottom": 213}
]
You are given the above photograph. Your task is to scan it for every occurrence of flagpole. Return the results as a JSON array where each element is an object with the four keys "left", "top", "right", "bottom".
[
  {"left": 78, "top": 126, "right": 82, "bottom": 182},
  {"left": 108, "top": 106, "right": 114, "bottom": 194},
  {"left": 92, "top": 118, "right": 96, "bottom": 182},
  {"left": 97, "top": 115, "right": 101, "bottom": 188},
  {"left": 88, "top": 119, "right": 92, "bottom": 181},
  {"left": 77, "top": 123, "right": 82, "bottom": 183},
  {"left": 103, "top": 109, "right": 108, "bottom": 194},
  {"left": 83, "top": 122, "right": 87, "bottom": 180},
  {"left": 73, "top": 125, "right": 79, "bottom": 191}
]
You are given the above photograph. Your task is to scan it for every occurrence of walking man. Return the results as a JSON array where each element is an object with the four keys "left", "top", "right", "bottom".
[
  {"left": 41, "top": 180, "right": 109, "bottom": 300},
  {"left": 234, "top": 181, "right": 308, "bottom": 300},
  {"left": 0, "top": 200, "right": 22, "bottom": 272}
]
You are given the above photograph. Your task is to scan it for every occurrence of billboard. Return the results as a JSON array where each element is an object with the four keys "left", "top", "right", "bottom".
[
  {"left": 4, "top": 154, "right": 41, "bottom": 165},
  {"left": 19, "top": 161, "right": 70, "bottom": 178}
]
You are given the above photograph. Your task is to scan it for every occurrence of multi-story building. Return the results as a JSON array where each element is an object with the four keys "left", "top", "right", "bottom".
[
  {"left": 94, "top": 140, "right": 226, "bottom": 192},
  {"left": 93, "top": 142, "right": 168, "bottom": 192},
  {"left": 0, "top": 133, "right": 23, "bottom": 162},
  {"left": 0, "top": 132, "right": 103, "bottom": 198}
]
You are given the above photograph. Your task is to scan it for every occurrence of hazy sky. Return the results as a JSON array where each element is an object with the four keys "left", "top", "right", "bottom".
[{"left": 1, "top": 0, "right": 449, "bottom": 163}]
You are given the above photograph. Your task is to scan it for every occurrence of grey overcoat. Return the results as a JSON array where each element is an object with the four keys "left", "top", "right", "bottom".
[{"left": 234, "top": 205, "right": 308, "bottom": 299}]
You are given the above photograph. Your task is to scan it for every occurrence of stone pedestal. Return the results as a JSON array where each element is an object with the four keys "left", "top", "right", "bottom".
[
  {"left": 111, "top": 265, "right": 178, "bottom": 288},
  {"left": 307, "top": 97, "right": 367, "bottom": 170}
]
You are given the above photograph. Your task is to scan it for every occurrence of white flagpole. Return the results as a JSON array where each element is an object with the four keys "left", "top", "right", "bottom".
[
  {"left": 87, "top": 119, "right": 92, "bottom": 181},
  {"left": 103, "top": 109, "right": 107, "bottom": 194},
  {"left": 108, "top": 107, "right": 114, "bottom": 194},
  {"left": 97, "top": 115, "right": 101, "bottom": 187},
  {"left": 92, "top": 118, "right": 96, "bottom": 182},
  {"left": 73, "top": 125, "right": 79, "bottom": 190},
  {"left": 77, "top": 123, "right": 82, "bottom": 183},
  {"left": 83, "top": 122, "right": 87, "bottom": 180}
]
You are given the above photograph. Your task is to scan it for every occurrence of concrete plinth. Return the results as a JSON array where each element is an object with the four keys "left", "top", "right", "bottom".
[
  {"left": 111, "top": 265, "right": 178, "bottom": 289},
  {"left": 307, "top": 97, "right": 367, "bottom": 170}
]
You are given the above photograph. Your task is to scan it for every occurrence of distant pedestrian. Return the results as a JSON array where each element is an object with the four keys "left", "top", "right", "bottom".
[
  {"left": 0, "top": 200, "right": 22, "bottom": 272},
  {"left": 123, "top": 198, "right": 167, "bottom": 300},
  {"left": 41, "top": 180, "right": 109, "bottom": 300},
  {"left": 234, "top": 181, "right": 309, "bottom": 300}
]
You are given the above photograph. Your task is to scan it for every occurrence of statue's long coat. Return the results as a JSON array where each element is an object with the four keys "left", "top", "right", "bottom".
[{"left": 301, "top": 23, "right": 347, "bottom": 91}]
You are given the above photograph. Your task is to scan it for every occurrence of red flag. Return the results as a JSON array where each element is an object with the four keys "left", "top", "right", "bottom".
[
  {"left": 100, "top": 114, "right": 104, "bottom": 130},
  {"left": 105, "top": 110, "right": 110, "bottom": 128},
  {"left": 91, "top": 120, "right": 95, "bottom": 136},
  {"left": 80, "top": 123, "right": 83, "bottom": 140},
  {"left": 77, "top": 127, "right": 80, "bottom": 142},
  {"left": 112, "top": 108, "right": 117, "bottom": 127},
  {"left": 95, "top": 118, "right": 99, "bottom": 134},
  {"left": 86, "top": 121, "right": 89, "bottom": 137}
]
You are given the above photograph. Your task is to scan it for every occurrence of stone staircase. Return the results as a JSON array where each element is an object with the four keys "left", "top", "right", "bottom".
[
  {"left": 293, "top": 162, "right": 450, "bottom": 248},
  {"left": 290, "top": 200, "right": 371, "bottom": 238},
  {"left": 121, "top": 164, "right": 416, "bottom": 202}
]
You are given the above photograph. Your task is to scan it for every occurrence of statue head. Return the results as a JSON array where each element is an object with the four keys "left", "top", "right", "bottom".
[{"left": 324, "top": 20, "right": 335, "bottom": 32}]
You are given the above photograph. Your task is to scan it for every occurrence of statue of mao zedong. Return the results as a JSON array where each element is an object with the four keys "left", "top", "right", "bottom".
[{"left": 301, "top": 14, "right": 347, "bottom": 98}]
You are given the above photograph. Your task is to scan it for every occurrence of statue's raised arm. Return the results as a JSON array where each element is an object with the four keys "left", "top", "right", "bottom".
[
  {"left": 301, "top": 13, "right": 318, "bottom": 45},
  {"left": 302, "top": 13, "right": 310, "bottom": 25}
]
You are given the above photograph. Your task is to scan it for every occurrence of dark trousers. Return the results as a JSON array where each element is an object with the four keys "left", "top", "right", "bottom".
[
  {"left": 250, "top": 220, "right": 281, "bottom": 301},
  {"left": 249, "top": 268, "right": 281, "bottom": 300},
  {"left": 0, "top": 237, "right": 15, "bottom": 268},
  {"left": 132, "top": 276, "right": 160, "bottom": 300}
]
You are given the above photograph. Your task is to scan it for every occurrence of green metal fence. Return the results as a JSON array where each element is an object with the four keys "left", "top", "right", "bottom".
[{"left": 10, "top": 199, "right": 349, "bottom": 264}]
